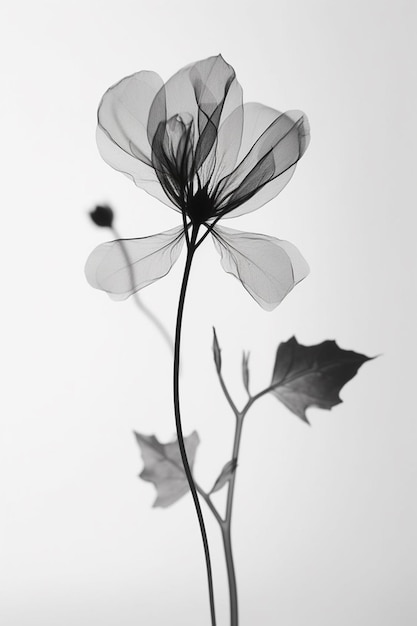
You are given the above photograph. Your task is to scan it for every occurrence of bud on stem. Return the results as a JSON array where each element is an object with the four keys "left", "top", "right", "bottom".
[
  {"left": 242, "top": 352, "right": 250, "bottom": 395},
  {"left": 212, "top": 327, "right": 222, "bottom": 374},
  {"left": 89, "top": 204, "right": 114, "bottom": 228}
]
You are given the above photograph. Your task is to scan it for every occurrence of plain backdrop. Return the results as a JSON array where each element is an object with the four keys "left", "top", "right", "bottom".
[{"left": 1, "top": 1, "right": 416, "bottom": 625}]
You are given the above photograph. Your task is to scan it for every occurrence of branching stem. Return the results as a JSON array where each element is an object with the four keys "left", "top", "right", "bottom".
[{"left": 207, "top": 364, "right": 276, "bottom": 626}]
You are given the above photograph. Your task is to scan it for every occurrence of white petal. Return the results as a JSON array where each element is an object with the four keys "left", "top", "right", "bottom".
[
  {"left": 85, "top": 225, "right": 185, "bottom": 300},
  {"left": 216, "top": 103, "right": 310, "bottom": 218},
  {"left": 96, "top": 71, "right": 180, "bottom": 211},
  {"left": 98, "top": 70, "right": 163, "bottom": 162},
  {"left": 148, "top": 55, "right": 242, "bottom": 146},
  {"left": 148, "top": 55, "right": 243, "bottom": 189},
  {"left": 212, "top": 225, "right": 309, "bottom": 310},
  {"left": 96, "top": 126, "right": 179, "bottom": 211}
]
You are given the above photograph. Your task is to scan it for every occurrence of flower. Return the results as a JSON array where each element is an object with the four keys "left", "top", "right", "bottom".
[{"left": 86, "top": 55, "right": 310, "bottom": 310}]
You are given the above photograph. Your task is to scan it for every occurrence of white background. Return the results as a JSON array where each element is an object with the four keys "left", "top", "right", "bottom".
[{"left": 1, "top": 1, "right": 416, "bottom": 625}]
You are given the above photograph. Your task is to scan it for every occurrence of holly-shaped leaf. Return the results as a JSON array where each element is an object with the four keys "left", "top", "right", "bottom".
[
  {"left": 134, "top": 431, "right": 200, "bottom": 508},
  {"left": 209, "top": 459, "right": 237, "bottom": 495},
  {"left": 270, "top": 336, "right": 372, "bottom": 423}
]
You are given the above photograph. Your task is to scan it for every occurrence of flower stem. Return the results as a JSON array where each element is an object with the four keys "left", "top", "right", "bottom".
[
  {"left": 214, "top": 365, "right": 261, "bottom": 626},
  {"left": 221, "top": 524, "right": 238, "bottom": 626},
  {"left": 173, "top": 224, "right": 217, "bottom": 626},
  {"left": 222, "top": 411, "right": 245, "bottom": 626},
  {"left": 206, "top": 346, "right": 291, "bottom": 626}
]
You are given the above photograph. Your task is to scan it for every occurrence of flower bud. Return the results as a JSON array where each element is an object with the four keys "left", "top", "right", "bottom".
[
  {"left": 89, "top": 205, "right": 114, "bottom": 228},
  {"left": 212, "top": 327, "right": 222, "bottom": 374},
  {"left": 242, "top": 352, "right": 250, "bottom": 394}
]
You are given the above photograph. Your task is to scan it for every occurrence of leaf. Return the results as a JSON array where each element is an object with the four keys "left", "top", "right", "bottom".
[
  {"left": 270, "top": 336, "right": 372, "bottom": 423},
  {"left": 242, "top": 351, "right": 250, "bottom": 394},
  {"left": 212, "top": 327, "right": 222, "bottom": 373},
  {"left": 209, "top": 459, "right": 237, "bottom": 494},
  {"left": 134, "top": 431, "right": 200, "bottom": 508}
]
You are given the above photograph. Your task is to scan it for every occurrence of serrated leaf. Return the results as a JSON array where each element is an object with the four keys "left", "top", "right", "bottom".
[
  {"left": 242, "top": 352, "right": 250, "bottom": 395},
  {"left": 270, "top": 336, "right": 372, "bottom": 423},
  {"left": 134, "top": 431, "right": 200, "bottom": 508},
  {"left": 209, "top": 458, "right": 237, "bottom": 494},
  {"left": 212, "top": 327, "right": 222, "bottom": 373}
]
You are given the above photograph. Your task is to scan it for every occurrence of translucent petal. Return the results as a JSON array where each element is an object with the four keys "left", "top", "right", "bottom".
[
  {"left": 212, "top": 225, "right": 309, "bottom": 310},
  {"left": 96, "top": 70, "right": 180, "bottom": 211},
  {"left": 149, "top": 111, "right": 204, "bottom": 208},
  {"left": 220, "top": 165, "right": 296, "bottom": 218},
  {"left": 96, "top": 126, "right": 180, "bottom": 211},
  {"left": 208, "top": 98, "right": 244, "bottom": 187},
  {"left": 148, "top": 56, "right": 240, "bottom": 139},
  {"left": 98, "top": 70, "right": 163, "bottom": 163},
  {"left": 214, "top": 103, "right": 310, "bottom": 217},
  {"left": 148, "top": 55, "right": 243, "bottom": 180},
  {"left": 85, "top": 225, "right": 185, "bottom": 300}
]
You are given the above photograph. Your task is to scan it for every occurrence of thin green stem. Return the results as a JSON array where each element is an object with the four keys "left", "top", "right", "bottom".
[{"left": 173, "top": 224, "right": 217, "bottom": 626}]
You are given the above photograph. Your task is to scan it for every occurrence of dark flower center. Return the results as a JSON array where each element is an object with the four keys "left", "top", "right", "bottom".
[{"left": 185, "top": 187, "right": 216, "bottom": 225}]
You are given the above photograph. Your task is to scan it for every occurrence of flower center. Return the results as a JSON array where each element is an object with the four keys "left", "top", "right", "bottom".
[{"left": 186, "top": 187, "right": 215, "bottom": 225}]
